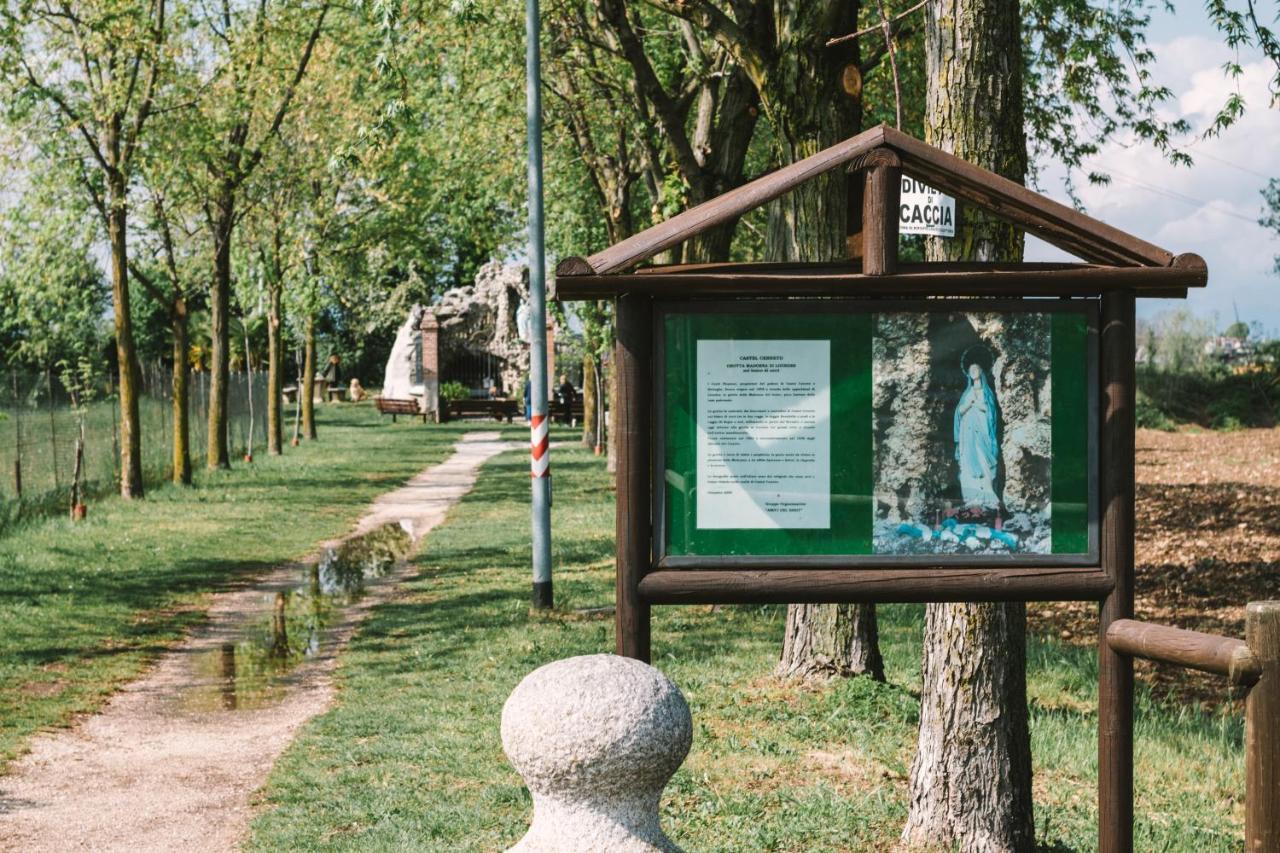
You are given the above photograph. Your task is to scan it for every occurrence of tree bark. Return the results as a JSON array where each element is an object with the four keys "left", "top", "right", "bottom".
[
  {"left": 171, "top": 299, "right": 191, "bottom": 485},
  {"left": 302, "top": 314, "right": 316, "bottom": 440},
  {"left": 759, "top": 4, "right": 859, "bottom": 263},
  {"left": 106, "top": 160, "right": 144, "bottom": 499},
  {"left": 266, "top": 246, "right": 284, "bottom": 455},
  {"left": 682, "top": 66, "right": 759, "bottom": 263},
  {"left": 207, "top": 191, "right": 234, "bottom": 469},
  {"left": 903, "top": 1, "right": 1033, "bottom": 849},
  {"left": 777, "top": 603, "right": 884, "bottom": 679}
]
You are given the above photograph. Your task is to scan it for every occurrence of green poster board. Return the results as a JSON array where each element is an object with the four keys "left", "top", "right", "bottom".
[{"left": 657, "top": 300, "right": 1096, "bottom": 565}]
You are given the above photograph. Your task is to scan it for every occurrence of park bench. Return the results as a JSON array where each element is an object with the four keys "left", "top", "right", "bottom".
[
  {"left": 375, "top": 397, "right": 427, "bottom": 423},
  {"left": 554, "top": 398, "right": 585, "bottom": 425},
  {"left": 440, "top": 398, "right": 519, "bottom": 423}
]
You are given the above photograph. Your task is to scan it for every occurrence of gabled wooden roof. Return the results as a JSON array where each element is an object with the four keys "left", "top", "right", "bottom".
[{"left": 554, "top": 124, "right": 1206, "bottom": 300}]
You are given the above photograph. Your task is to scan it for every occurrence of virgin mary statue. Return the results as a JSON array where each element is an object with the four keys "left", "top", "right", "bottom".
[{"left": 953, "top": 361, "right": 1001, "bottom": 509}]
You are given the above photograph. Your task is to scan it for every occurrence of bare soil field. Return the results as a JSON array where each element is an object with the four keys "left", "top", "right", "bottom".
[{"left": 1032, "top": 427, "right": 1280, "bottom": 706}]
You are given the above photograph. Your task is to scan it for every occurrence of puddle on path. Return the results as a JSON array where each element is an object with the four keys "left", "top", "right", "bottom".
[{"left": 178, "top": 522, "right": 414, "bottom": 712}]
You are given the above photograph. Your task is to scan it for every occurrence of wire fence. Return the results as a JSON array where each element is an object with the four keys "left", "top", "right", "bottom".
[{"left": 0, "top": 362, "right": 269, "bottom": 508}]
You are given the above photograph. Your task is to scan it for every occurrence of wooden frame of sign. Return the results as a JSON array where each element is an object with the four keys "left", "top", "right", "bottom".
[{"left": 554, "top": 126, "right": 1207, "bottom": 853}]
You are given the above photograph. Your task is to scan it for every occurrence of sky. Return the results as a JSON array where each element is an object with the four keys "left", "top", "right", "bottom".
[{"left": 1023, "top": 4, "right": 1280, "bottom": 330}]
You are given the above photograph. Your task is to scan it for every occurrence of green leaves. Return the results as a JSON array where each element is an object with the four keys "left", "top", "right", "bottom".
[{"left": 0, "top": 168, "right": 107, "bottom": 370}]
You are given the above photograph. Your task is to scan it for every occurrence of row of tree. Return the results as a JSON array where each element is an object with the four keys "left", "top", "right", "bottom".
[{"left": 0, "top": 0, "right": 528, "bottom": 496}]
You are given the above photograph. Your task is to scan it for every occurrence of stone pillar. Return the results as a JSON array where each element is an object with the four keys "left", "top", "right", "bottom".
[
  {"left": 420, "top": 311, "right": 440, "bottom": 419},
  {"left": 501, "top": 654, "right": 692, "bottom": 852}
]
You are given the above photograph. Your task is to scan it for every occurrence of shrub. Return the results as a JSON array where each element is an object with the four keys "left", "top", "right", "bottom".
[
  {"left": 1135, "top": 394, "right": 1176, "bottom": 431},
  {"left": 439, "top": 381, "right": 470, "bottom": 402},
  {"left": 1136, "top": 366, "right": 1278, "bottom": 429},
  {"left": 1212, "top": 413, "right": 1244, "bottom": 432}
]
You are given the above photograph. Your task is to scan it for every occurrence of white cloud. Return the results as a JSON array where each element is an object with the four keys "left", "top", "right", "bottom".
[{"left": 1026, "top": 41, "right": 1280, "bottom": 328}]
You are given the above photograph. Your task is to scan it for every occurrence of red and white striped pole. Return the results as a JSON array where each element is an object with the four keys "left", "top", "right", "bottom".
[{"left": 530, "top": 413, "right": 550, "bottom": 479}]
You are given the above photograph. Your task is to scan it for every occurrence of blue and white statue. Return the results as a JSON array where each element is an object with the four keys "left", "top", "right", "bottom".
[{"left": 953, "top": 360, "right": 1001, "bottom": 509}]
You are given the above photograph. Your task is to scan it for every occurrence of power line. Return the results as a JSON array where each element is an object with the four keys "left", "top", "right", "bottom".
[
  {"left": 1100, "top": 167, "right": 1262, "bottom": 225},
  {"left": 1180, "top": 145, "right": 1275, "bottom": 181}
]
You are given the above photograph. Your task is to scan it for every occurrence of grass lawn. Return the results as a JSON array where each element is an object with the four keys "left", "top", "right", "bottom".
[
  {"left": 0, "top": 403, "right": 525, "bottom": 769},
  {"left": 246, "top": 446, "right": 1246, "bottom": 852}
]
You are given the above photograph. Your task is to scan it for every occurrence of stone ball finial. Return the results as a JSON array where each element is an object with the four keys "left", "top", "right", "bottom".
[{"left": 500, "top": 654, "right": 692, "bottom": 852}]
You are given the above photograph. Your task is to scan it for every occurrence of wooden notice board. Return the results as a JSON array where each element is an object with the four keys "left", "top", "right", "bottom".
[{"left": 654, "top": 299, "right": 1097, "bottom": 568}]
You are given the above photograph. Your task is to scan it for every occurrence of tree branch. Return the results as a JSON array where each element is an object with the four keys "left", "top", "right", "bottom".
[
  {"left": 598, "top": 0, "right": 703, "bottom": 188},
  {"left": 239, "top": 1, "right": 331, "bottom": 182},
  {"left": 19, "top": 56, "right": 110, "bottom": 174},
  {"left": 826, "top": 0, "right": 926, "bottom": 47},
  {"left": 641, "top": 0, "right": 768, "bottom": 87},
  {"left": 127, "top": 259, "right": 171, "bottom": 305},
  {"left": 122, "top": 0, "right": 166, "bottom": 168}
]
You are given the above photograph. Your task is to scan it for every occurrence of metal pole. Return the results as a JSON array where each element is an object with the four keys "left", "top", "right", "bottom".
[{"left": 526, "top": 0, "right": 552, "bottom": 610}]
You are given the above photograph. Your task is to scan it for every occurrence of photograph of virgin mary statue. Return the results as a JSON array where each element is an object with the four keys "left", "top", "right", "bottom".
[
  {"left": 871, "top": 311, "right": 1053, "bottom": 556},
  {"left": 955, "top": 359, "right": 1001, "bottom": 511}
]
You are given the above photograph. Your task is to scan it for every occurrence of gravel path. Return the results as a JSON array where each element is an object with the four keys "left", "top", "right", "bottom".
[{"left": 0, "top": 432, "right": 516, "bottom": 852}]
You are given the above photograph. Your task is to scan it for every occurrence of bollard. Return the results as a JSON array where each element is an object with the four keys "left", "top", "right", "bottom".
[
  {"left": 500, "top": 654, "right": 692, "bottom": 852},
  {"left": 1246, "top": 601, "right": 1280, "bottom": 851}
]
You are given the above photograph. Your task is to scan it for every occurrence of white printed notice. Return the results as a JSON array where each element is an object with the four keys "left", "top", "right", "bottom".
[{"left": 696, "top": 339, "right": 831, "bottom": 529}]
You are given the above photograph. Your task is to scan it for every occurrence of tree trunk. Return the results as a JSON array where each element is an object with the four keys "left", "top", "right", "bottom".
[
  {"left": 903, "top": 2, "right": 1033, "bottom": 849},
  {"left": 605, "top": 350, "right": 617, "bottom": 474},
  {"left": 904, "top": 603, "right": 1034, "bottom": 850},
  {"left": 302, "top": 314, "right": 316, "bottom": 440},
  {"left": 207, "top": 192, "right": 234, "bottom": 469},
  {"left": 107, "top": 166, "right": 144, "bottom": 499},
  {"left": 266, "top": 272, "right": 283, "bottom": 455},
  {"left": 171, "top": 299, "right": 191, "bottom": 485},
  {"left": 759, "top": 3, "right": 859, "bottom": 264},
  {"left": 582, "top": 354, "right": 598, "bottom": 448},
  {"left": 681, "top": 65, "right": 760, "bottom": 264},
  {"left": 777, "top": 603, "right": 884, "bottom": 679},
  {"left": 756, "top": 1, "right": 882, "bottom": 680}
]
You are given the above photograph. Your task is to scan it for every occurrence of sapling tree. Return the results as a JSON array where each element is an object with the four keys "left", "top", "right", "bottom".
[
  {"left": 130, "top": 159, "right": 205, "bottom": 485},
  {"left": 186, "top": 0, "right": 331, "bottom": 468}
]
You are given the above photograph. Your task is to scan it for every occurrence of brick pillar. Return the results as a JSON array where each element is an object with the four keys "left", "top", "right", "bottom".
[
  {"left": 420, "top": 310, "right": 441, "bottom": 420},
  {"left": 545, "top": 320, "right": 556, "bottom": 401}
]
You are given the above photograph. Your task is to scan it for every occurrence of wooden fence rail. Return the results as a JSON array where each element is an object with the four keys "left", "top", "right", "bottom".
[{"left": 1104, "top": 603, "right": 1279, "bottom": 850}]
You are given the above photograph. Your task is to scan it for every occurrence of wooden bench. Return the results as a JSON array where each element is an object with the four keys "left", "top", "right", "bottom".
[
  {"left": 375, "top": 397, "right": 427, "bottom": 423},
  {"left": 440, "top": 398, "right": 520, "bottom": 423},
  {"left": 554, "top": 398, "right": 585, "bottom": 425}
]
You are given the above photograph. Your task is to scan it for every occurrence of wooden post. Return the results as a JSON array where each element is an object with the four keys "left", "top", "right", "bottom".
[
  {"left": 614, "top": 294, "right": 652, "bottom": 662},
  {"left": 1246, "top": 601, "right": 1280, "bottom": 850},
  {"left": 1098, "top": 290, "right": 1136, "bottom": 853},
  {"left": 859, "top": 148, "right": 902, "bottom": 275}
]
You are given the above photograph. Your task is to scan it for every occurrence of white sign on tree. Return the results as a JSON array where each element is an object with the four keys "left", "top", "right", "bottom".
[{"left": 899, "top": 176, "right": 956, "bottom": 237}]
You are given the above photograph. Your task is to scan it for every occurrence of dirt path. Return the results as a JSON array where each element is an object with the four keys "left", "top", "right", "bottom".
[{"left": 0, "top": 432, "right": 517, "bottom": 852}]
